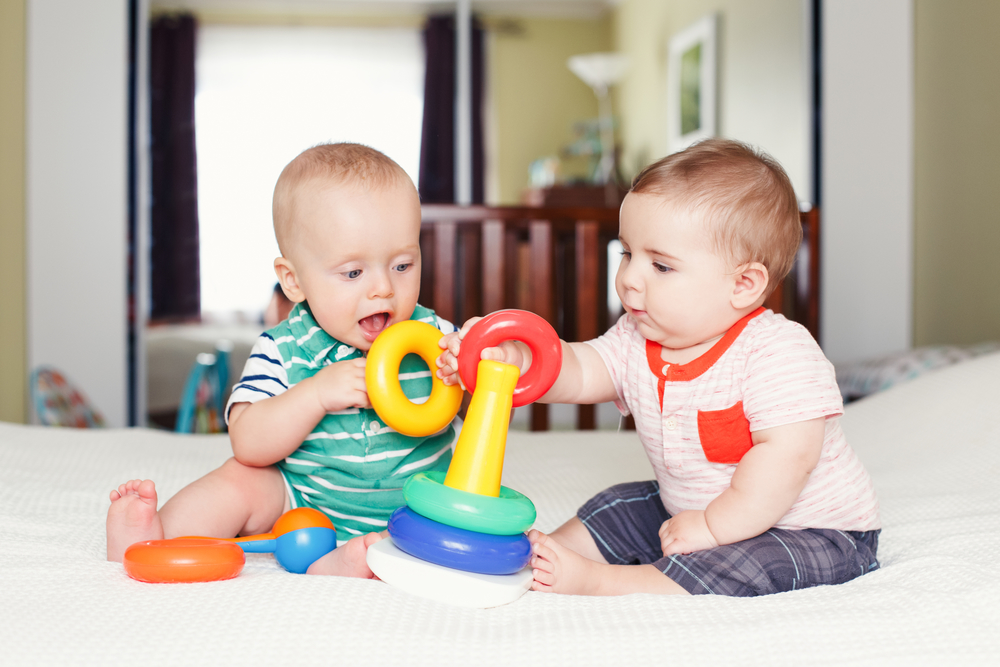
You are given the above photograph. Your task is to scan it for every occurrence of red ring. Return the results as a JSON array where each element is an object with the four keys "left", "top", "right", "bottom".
[{"left": 458, "top": 310, "right": 561, "bottom": 407}]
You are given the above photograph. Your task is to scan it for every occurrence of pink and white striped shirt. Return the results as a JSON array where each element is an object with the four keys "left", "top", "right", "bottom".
[{"left": 588, "top": 308, "right": 880, "bottom": 531}]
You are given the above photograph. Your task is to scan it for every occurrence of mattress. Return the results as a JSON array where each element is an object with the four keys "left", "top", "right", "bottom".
[{"left": 2, "top": 352, "right": 999, "bottom": 665}]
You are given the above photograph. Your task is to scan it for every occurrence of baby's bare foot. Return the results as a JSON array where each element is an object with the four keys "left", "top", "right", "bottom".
[
  {"left": 529, "top": 529, "right": 602, "bottom": 595},
  {"left": 306, "top": 532, "right": 382, "bottom": 578},
  {"left": 106, "top": 479, "right": 163, "bottom": 562}
]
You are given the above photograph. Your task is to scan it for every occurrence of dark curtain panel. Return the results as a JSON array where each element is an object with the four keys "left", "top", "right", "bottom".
[
  {"left": 149, "top": 14, "right": 200, "bottom": 321},
  {"left": 418, "top": 14, "right": 485, "bottom": 204}
]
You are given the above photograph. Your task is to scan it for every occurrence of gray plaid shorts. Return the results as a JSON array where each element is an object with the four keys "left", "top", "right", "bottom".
[{"left": 578, "top": 481, "right": 880, "bottom": 597}]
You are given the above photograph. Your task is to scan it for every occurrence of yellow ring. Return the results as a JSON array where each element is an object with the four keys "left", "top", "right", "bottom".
[{"left": 366, "top": 320, "right": 463, "bottom": 437}]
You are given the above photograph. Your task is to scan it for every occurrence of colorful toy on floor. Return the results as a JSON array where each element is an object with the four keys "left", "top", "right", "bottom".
[
  {"left": 123, "top": 507, "right": 336, "bottom": 583},
  {"left": 365, "top": 309, "right": 561, "bottom": 607}
]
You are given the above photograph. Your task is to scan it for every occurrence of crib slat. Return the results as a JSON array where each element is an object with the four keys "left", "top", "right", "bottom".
[
  {"left": 482, "top": 220, "right": 505, "bottom": 313},
  {"left": 529, "top": 220, "right": 554, "bottom": 322},
  {"left": 505, "top": 225, "right": 521, "bottom": 312},
  {"left": 529, "top": 220, "right": 553, "bottom": 432},
  {"left": 433, "top": 222, "right": 457, "bottom": 324},
  {"left": 460, "top": 226, "right": 481, "bottom": 324},
  {"left": 421, "top": 205, "right": 625, "bottom": 431},
  {"left": 576, "top": 221, "right": 599, "bottom": 430}
]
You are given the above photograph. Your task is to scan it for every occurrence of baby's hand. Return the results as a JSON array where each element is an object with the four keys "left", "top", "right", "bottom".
[
  {"left": 435, "top": 317, "right": 482, "bottom": 387},
  {"left": 659, "top": 510, "right": 719, "bottom": 557},
  {"left": 312, "top": 358, "right": 370, "bottom": 413},
  {"left": 436, "top": 316, "right": 529, "bottom": 386},
  {"left": 436, "top": 332, "right": 464, "bottom": 387}
]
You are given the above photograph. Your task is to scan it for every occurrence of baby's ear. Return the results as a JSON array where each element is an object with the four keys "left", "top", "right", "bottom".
[
  {"left": 273, "top": 257, "right": 306, "bottom": 303},
  {"left": 731, "top": 262, "right": 768, "bottom": 309}
]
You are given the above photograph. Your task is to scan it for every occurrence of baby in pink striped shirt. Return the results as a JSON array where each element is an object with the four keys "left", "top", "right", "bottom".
[{"left": 439, "top": 138, "right": 880, "bottom": 597}]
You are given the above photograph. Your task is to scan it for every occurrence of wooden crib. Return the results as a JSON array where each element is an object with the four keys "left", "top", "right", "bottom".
[{"left": 420, "top": 204, "right": 820, "bottom": 430}]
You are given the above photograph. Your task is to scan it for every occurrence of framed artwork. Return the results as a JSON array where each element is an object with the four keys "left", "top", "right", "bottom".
[{"left": 667, "top": 14, "right": 718, "bottom": 151}]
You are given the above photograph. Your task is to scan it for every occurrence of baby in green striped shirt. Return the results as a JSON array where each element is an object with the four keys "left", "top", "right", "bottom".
[{"left": 107, "top": 143, "right": 460, "bottom": 578}]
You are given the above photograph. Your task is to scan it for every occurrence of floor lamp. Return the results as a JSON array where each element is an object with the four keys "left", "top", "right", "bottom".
[{"left": 567, "top": 52, "right": 629, "bottom": 206}]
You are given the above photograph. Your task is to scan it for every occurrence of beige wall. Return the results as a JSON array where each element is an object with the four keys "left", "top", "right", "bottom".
[
  {"left": 610, "top": 0, "right": 810, "bottom": 199},
  {"left": 488, "top": 16, "right": 611, "bottom": 203},
  {"left": 914, "top": 1, "right": 1000, "bottom": 346},
  {"left": 1, "top": 0, "right": 27, "bottom": 424}
]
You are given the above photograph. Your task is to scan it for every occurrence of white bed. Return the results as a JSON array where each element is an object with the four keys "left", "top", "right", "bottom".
[{"left": 3, "top": 352, "right": 999, "bottom": 666}]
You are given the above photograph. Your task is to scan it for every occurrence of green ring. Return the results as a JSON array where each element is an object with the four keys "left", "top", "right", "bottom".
[{"left": 403, "top": 471, "right": 536, "bottom": 536}]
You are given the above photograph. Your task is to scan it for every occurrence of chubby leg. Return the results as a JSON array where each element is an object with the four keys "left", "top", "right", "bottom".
[
  {"left": 529, "top": 483, "right": 691, "bottom": 596},
  {"left": 529, "top": 524, "right": 688, "bottom": 596},
  {"left": 106, "top": 457, "right": 287, "bottom": 562},
  {"left": 549, "top": 516, "right": 607, "bottom": 563},
  {"left": 156, "top": 457, "right": 288, "bottom": 539},
  {"left": 108, "top": 458, "right": 380, "bottom": 578}
]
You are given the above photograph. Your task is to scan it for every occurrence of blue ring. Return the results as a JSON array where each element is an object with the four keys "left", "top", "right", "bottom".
[{"left": 388, "top": 507, "right": 531, "bottom": 575}]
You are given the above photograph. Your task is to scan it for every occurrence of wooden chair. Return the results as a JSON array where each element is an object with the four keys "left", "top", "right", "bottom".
[{"left": 420, "top": 204, "right": 821, "bottom": 431}]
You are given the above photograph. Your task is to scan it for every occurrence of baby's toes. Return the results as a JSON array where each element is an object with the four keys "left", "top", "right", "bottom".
[
  {"left": 137, "top": 479, "right": 155, "bottom": 494},
  {"left": 531, "top": 539, "right": 556, "bottom": 563},
  {"left": 531, "top": 554, "right": 554, "bottom": 573},
  {"left": 532, "top": 569, "right": 556, "bottom": 587},
  {"left": 531, "top": 577, "right": 553, "bottom": 592}
]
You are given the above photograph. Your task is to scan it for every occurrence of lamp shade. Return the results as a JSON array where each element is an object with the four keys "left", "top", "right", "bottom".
[{"left": 567, "top": 52, "right": 629, "bottom": 92}]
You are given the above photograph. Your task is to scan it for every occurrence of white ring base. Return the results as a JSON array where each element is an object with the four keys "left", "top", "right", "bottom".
[{"left": 367, "top": 537, "right": 532, "bottom": 608}]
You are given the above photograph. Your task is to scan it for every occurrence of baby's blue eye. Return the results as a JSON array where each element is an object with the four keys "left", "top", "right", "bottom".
[
  {"left": 394, "top": 263, "right": 412, "bottom": 272},
  {"left": 346, "top": 269, "right": 362, "bottom": 279}
]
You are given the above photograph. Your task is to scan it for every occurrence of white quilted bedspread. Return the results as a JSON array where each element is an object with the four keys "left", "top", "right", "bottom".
[{"left": 2, "top": 353, "right": 1000, "bottom": 666}]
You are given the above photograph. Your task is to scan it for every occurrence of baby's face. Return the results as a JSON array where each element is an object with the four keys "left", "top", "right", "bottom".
[
  {"left": 283, "top": 178, "right": 421, "bottom": 350},
  {"left": 615, "top": 192, "right": 739, "bottom": 351}
]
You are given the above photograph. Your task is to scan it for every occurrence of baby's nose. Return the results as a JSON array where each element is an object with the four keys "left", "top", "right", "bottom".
[{"left": 368, "top": 270, "right": 394, "bottom": 298}]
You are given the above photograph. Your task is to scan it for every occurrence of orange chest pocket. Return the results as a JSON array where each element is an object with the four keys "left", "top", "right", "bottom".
[{"left": 696, "top": 401, "right": 753, "bottom": 464}]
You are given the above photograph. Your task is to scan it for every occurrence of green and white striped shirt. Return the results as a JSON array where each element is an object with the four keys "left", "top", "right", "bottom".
[{"left": 227, "top": 302, "right": 458, "bottom": 542}]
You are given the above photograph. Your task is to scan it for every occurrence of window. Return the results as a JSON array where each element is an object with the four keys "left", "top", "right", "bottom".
[{"left": 195, "top": 24, "right": 425, "bottom": 318}]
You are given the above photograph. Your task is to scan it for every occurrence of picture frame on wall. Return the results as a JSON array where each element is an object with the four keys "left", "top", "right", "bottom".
[{"left": 667, "top": 14, "right": 718, "bottom": 151}]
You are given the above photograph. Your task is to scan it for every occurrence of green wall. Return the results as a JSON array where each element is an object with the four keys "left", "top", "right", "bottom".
[
  {"left": 1, "top": 0, "right": 27, "bottom": 424},
  {"left": 914, "top": 0, "right": 1000, "bottom": 346}
]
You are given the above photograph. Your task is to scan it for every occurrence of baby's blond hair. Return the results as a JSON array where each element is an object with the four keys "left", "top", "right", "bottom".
[
  {"left": 631, "top": 139, "right": 801, "bottom": 295},
  {"left": 272, "top": 143, "right": 414, "bottom": 254}
]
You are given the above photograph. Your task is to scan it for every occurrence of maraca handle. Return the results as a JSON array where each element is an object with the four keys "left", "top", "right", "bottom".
[
  {"left": 180, "top": 532, "right": 279, "bottom": 553},
  {"left": 232, "top": 536, "right": 278, "bottom": 553}
]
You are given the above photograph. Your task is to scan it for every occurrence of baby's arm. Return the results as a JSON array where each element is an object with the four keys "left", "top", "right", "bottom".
[
  {"left": 660, "top": 417, "right": 825, "bottom": 556},
  {"left": 436, "top": 318, "right": 618, "bottom": 406},
  {"left": 228, "top": 358, "right": 369, "bottom": 467}
]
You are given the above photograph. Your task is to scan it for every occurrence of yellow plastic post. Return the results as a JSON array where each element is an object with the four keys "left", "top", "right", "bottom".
[{"left": 444, "top": 360, "right": 520, "bottom": 497}]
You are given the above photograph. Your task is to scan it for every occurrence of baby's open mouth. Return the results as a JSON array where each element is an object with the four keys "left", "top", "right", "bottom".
[{"left": 359, "top": 312, "right": 391, "bottom": 342}]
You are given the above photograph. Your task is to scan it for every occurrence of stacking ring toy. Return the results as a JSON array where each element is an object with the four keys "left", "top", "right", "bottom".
[
  {"left": 387, "top": 506, "right": 531, "bottom": 575},
  {"left": 457, "top": 310, "right": 562, "bottom": 407},
  {"left": 366, "top": 320, "right": 464, "bottom": 437},
  {"left": 123, "top": 539, "right": 245, "bottom": 583},
  {"left": 404, "top": 471, "right": 536, "bottom": 535}
]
